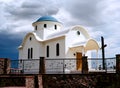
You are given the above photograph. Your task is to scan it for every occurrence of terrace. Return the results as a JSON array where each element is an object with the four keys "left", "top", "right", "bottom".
[{"left": 0, "top": 55, "right": 120, "bottom": 88}]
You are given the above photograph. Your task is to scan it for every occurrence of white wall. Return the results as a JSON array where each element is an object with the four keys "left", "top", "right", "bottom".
[
  {"left": 44, "top": 37, "right": 65, "bottom": 58},
  {"left": 64, "top": 27, "right": 92, "bottom": 71},
  {"left": 33, "top": 21, "right": 62, "bottom": 40},
  {"left": 44, "top": 37, "right": 66, "bottom": 73},
  {"left": 19, "top": 34, "right": 44, "bottom": 59},
  {"left": 65, "top": 28, "right": 87, "bottom": 56}
]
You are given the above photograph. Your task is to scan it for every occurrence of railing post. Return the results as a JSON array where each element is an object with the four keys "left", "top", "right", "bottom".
[
  {"left": 63, "top": 59, "right": 65, "bottom": 74},
  {"left": 39, "top": 57, "right": 45, "bottom": 74},
  {"left": 116, "top": 54, "right": 120, "bottom": 74},
  {"left": 82, "top": 56, "right": 88, "bottom": 74},
  {"left": 22, "top": 60, "right": 24, "bottom": 74}
]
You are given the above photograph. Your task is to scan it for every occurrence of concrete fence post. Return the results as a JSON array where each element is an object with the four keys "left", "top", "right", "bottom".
[
  {"left": 116, "top": 54, "right": 120, "bottom": 74},
  {"left": 26, "top": 76, "right": 34, "bottom": 88},
  {"left": 26, "top": 75, "right": 43, "bottom": 88},
  {"left": 39, "top": 57, "right": 45, "bottom": 74},
  {"left": 38, "top": 75, "right": 43, "bottom": 88},
  {"left": 82, "top": 56, "right": 88, "bottom": 74}
]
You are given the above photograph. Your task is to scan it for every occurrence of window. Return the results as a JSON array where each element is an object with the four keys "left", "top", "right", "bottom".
[
  {"left": 44, "top": 24, "right": 47, "bottom": 28},
  {"left": 28, "top": 48, "right": 30, "bottom": 59},
  {"left": 77, "top": 31, "right": 80, "bottom": 35},
  {"left": 56, "top": 43, "right": 60, "bottom": 56},
  {"left": 55, "top": 25, "right": 57, "bottom": 30},
  {"left": 35, "top": 25, "right": 37, "bottom": 30},
  {"left": 29, "top": 37, "right": 32, "bottom": 41},
  {"left": 46, "top": 45, "right": 49, "bottom": 57},
  {"left": 28, "top": 48, "right": 33, "bottom": 59},
  {"left": 31, "top": 48, "right": 33, "bottom": 59}
]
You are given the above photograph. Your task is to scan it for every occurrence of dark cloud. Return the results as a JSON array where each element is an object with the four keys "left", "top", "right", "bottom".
[
  {"left": 0, "top": 0, "right": 60, "bottom": 59},
  {"left": 0, "top": 0, "right": 120, "bottom": 59},
  {"left": 0, "top": 33, "right": 22, "bottom": 60},
  {"left": 5, "top": 0, "right": 60, "bottom": 20}
]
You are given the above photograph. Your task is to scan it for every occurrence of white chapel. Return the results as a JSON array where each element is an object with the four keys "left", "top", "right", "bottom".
[{"left": 18, "top": 16, "right": 100, "bottom": 72}]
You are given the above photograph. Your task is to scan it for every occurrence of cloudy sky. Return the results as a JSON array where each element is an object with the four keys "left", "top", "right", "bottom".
[{"left": 0, "top": 0, "right": 120, "bottom": 59}]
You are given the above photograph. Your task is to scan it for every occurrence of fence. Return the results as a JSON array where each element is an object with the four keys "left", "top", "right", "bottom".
[
  {"left": 10, "top": 59, "right": 40, "bottom": 74},
  {"left": 45, "top": 57, "right": 116, "bottom": 74},
  {"left": 87, "top": 58, "right": 116, "bottom": 73},
  {"left": 10, "top": 57, "right": 118, "bottom": 74}
]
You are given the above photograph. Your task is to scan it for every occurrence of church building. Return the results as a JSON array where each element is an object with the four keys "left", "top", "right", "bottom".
[{"left": 18, "top": 16, "right": 100, "bottom": 73}]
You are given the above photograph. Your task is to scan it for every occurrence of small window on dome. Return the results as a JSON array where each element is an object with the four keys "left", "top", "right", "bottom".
[
  {"left": 77, "top": 31, "right": 80, "bottom": 35},
  {"left": 35, "top": 26, "right": 37, "bottom": 30},
  {"left": 55, "top": 25, "right": 57, "bottom": 30},
  {"left": 44, "top": 24, "right": 47, "bottom": 28}
]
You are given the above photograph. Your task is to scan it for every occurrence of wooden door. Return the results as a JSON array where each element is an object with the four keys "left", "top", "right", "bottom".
[{"left": 76, "top": 52, "right": 82, "bottom": 71}]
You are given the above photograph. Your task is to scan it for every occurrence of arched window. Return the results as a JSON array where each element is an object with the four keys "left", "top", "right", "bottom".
[
  {"left": 56, "top": 43, "right": 60, "bottom": 56},
  {"left": 44, "top": 24, "right": 47, "bottom": 28},
  {"left": 28, "top": 48, "right": 30, "bottom": 59},
  {"left": 28, "top": 48, "right": 33, "bottom": 59},
  {"left": 46, "top": 45, "right": 49, "bottom": 57},
  {"left": 55, "top": 25, "right": 57, "bottom": 30},
  {"left": 31, "top": 48, "right": 33, "bottom": 59},
  {"left": 35, "top": 25, "right": 37, "bottom": 30},
  {"left": 77, "top": 31, "right": 80, "bottom": 35},
  {"left": 29, "top": 37, "right": 32, "bottom": 41}
]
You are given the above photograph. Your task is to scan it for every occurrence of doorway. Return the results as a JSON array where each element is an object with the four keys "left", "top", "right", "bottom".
[{"left": 76, "top": 52, "right": 82, "bottom": 71}]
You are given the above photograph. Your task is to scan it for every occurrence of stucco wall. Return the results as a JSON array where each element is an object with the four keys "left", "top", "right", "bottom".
[
  {"left": 34, "top": 21, "right": 62, "bottom": 40},
  {"left": 19, "top": 34, "right": 44, "bottom": 59},
  {"left": 65, "top": 28, "right": 88, "bottom": 57},
  {"left": 44, "top": 37, "right": 65, "bottom": 58},
  {"left": 44, "top": 37, "right": 65, "bottom": 73}
]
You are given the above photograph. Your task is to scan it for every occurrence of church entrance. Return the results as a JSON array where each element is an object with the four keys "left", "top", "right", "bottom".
[{"left": 76, "top": 52, "right": 82, "bottom": 71}]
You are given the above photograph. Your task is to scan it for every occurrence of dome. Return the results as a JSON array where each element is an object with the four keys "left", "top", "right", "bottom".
[{"left": 36, "top": 16, "right": 59, "bottom": 22}]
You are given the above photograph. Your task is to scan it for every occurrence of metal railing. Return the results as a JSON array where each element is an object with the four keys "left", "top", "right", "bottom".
[
  {"left": 10, "top": 57, "right": 117, "bottom": 74},
  {"left": 87, "top": 58, "right": 116, "bottom": 73},
  {"left": 11, "top": 59, "right": 40, "bottom": 74}
]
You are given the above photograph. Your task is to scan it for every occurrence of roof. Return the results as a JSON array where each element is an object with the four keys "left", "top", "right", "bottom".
[
  {"left": 36, "top": 16, "right": 59, "bottom": 22},
  {"left": 19, "top": 25, "right": 92, "bottom": 49},
  {"left": 46, "top": 29, "right": 69, "bottom": 39},
  {"left": 46, "top": 25, "right": 90, "bottom": 40},
  {"left": 70, "top": 39, "right": 100, "bottom": 52}
]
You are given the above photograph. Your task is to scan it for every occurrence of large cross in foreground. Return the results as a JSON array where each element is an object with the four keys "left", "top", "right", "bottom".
[{"left": 101, "top": 36, "right": 107, "bottom": 70}]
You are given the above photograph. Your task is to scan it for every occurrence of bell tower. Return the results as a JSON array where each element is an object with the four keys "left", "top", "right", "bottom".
[{"left": 32, "top": 16, "right": 63, "bottom": 40}]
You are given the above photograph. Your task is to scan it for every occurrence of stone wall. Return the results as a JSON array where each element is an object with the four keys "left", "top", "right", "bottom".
[
  {"left": 0, "top": 74, "right": 120, "bottom": 88},
  {"left": 38, "top": 75, "right": 43, "bottom": 88},
  {"left": 24, "top": 75, "right": 43, "bottom": 88},
  {"left": 42, "top": 74, "right": 120, "bottom": 88},
  {"left": 0, "top": 76, "right": 25, "bottom": 87},
  {"left": 0, "top": 58, "right": 10, "bottom": 74},
  {"left": 0, "top": 75, "right": 43, "bottom": 88},
  {"left": 26, "top": 76, "right": 34, "bottom": 88}
]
